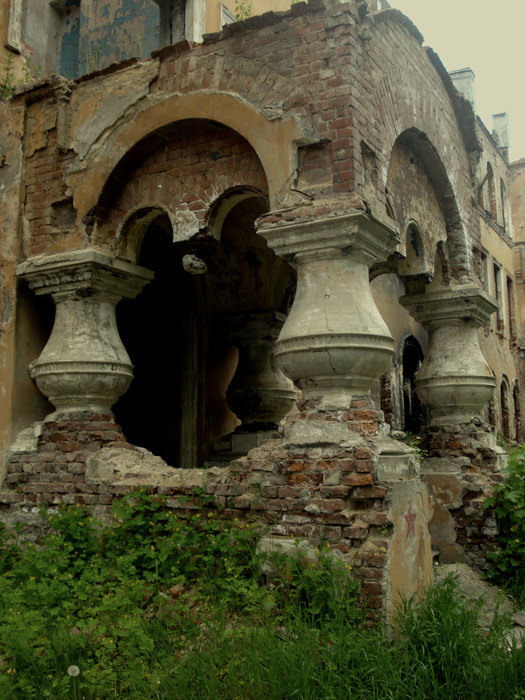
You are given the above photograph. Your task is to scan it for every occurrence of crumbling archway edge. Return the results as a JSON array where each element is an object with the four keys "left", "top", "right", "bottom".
[{"left": 68, "top": 91, "right": 311, "bottom": 219}]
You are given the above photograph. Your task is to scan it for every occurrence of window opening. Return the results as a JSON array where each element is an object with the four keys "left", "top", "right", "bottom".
[
  {"left": 157, "top": 0, "right": 186, "bottom": 46},
  {"left": 506, "top": 276, "right": 515, "bottom": 340},
  {"left": 486, "top": 162, "right": 497, "bottom": 220},
  {"left": 513, "top": 383, "right": 520, "bottom": 441},
  {"left": 493, "top": 262, "right": 503, "bottom": 334},
  {"left": 500, "top": 378, "right": 510, "bottom": 440}
]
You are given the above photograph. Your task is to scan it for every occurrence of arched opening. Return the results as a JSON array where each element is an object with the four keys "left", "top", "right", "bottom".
[
  {"left": 513, "top": 382, "right": 520, "bottom": 441},
  {"left": 386, "top": 128, "right": 467, "bottom": 282},
  {"left": 101, "top": 119, "right": 295, "bottom": 467},
  {"left": 486, "top": 163, "right": 497, "bottom": 220},
  {"left": 500, "top": 377, "right": 510, "bottom": 440},
  {"left": 401, "top": 336, "right": 427, "bottom": 433},
  {"left": 113, "top": 196, "right": 296, "bottom": 467}
]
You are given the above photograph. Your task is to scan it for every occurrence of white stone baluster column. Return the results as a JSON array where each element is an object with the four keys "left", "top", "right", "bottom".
[
  {"left": 17, "top": 249, "right": 153, "bottom": 419},
  {"left": 258, "top": 211, "right": 399, "bottom": 409},
  {"left": 401, "top": 286, "right": 497, "bottom": 424}
]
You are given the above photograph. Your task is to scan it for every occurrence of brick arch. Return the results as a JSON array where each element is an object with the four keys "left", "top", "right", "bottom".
[
  {"left": 94, "top": 119, "right": 269, "bottom": 251},
  {"left": 373, "top": 68, "right": 472, "bottom": 210},
  {"left": 154, "top": 53, "right": 301, "bottom": 116},
  {"left": 385, "top": 127, "right": 470, "bottom": 281},
  {"left": 68, "top": 91, "right": 307, "bottom": 220}
]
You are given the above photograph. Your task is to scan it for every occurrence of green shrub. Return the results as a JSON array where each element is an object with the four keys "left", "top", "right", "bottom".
[
  {"left": 485, "top": 444, "right": 525, "bottom": 604},
  {"left": 0, "top": 494, "right": 523, "bottom": 698}
]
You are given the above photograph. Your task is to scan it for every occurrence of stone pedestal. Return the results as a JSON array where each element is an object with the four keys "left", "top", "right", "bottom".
[
  {"left": 401, "top": 285, "right": 497, "bottom": 425},
  {"left": 17, "top": 249, "right": 153, "bottom": 419},
  {"left": 258, "top": 211, "right": 399, "bottom": 409}
]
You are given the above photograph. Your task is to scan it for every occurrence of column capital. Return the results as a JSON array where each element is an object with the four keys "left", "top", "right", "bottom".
[
  {"left": 17, "top": 248, "right": 153, "bottom": 302},
  {"left": 400, "top": 285, "right": 497, "bottom": 329},
  {"left": 258, "top": 210, "right": 400, "bottom": 267}
]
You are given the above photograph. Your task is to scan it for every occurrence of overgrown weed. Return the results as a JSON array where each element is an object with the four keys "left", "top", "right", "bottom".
[
  {"left": 0, "top": 492, "right": 522, "bottom": 698},
  {"left": 485, "top": 443, "right": 525, "bottom": 606}
]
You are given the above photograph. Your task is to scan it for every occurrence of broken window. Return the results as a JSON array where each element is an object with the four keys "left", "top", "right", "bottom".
[
  {"left": 486, "top": 162, "right": 497, "bottom": 220},
  {"left": 500, "top": 377, "right": 510, "bottom": 440},
  {"left": 480, "top": 248, "right": 489, "bottom": 290},
  {"left": 507, "top": 275, "right": 515, "bottom": 340},
  {"left": 156, "top": 0, "right": 186, "bottom": 45},
  {"left": 154, "top": 0, "right": 205, "bottom": 46},
  {"left": 513, "top": 382, "right": 520, "bottom": 441},
  {"left": 493, "top": 262, "right": 503, "bottom": 334},
  {"left": 499, "top": 178, "right": 512, "bottom": 235}
]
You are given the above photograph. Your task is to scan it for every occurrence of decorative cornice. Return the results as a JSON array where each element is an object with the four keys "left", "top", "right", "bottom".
[
  {"left": 17, "top": 249, "right": 153, "bottom": 301},
  {"left": 401, "top": 285, "right": 497, "bottom": 327}
]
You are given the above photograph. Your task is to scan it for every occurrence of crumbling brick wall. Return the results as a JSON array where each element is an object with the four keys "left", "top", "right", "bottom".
[{"left": 420, "top": 421, "right": 506, "bottom": 568}]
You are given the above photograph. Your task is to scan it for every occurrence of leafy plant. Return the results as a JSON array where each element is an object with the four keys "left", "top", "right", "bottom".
[
  {"left": 265, "top": 543, "right": 360, "bottom": 625},
  {"left": 234, "top": 0, "right": 252, "bottom": 20},
  {"left": 0, "top": 53, "right": 42, "bottom": 101},
  {"left": 0, "top": 495, "right": 523, "bottom": 698},
  {"left": 404, "top": 430, "right": 429, "bottom": 462},
  {"left": 484, "top": 444, "right": 525, "bottom": 603},
  {"left": 0, "top": 54, "right": 16, "bottom": 100}
]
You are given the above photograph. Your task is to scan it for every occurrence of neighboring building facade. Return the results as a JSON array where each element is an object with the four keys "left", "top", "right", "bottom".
[{"left": 0, "top": 0, "right": 523, "bottom": 614}]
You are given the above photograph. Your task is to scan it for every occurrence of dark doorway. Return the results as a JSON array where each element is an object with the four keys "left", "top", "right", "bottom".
[
  {"left": 402, "top": 336, "right": 427, "bottom": 433},
  {"left": 114, "top": 216, "right": 200, "bottom": 467}
]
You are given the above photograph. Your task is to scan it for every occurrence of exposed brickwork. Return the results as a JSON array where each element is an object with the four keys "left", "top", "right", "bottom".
[
  {"left": 420, "top": 421, "right": 505, "bottom": 569},
  {"left": 23, "top": 128, "right": 77, "bottom": 256},
  {"left": 19, "top": 0, "right": 483, "bottom": 286},
  {"left": 3, "top": 413, "right": 127, "bottom": 506},
  {"left": 0, "top": 399, "right": 395, "bottom": 616},
  {"left": 5, "top": 0, "right": 515, "bottom": 621},
  {"left": 97, "top": 121, "right": 269, "bottom": 243}
]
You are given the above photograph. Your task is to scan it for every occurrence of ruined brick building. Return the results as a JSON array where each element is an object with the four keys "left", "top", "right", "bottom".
[{"left": 0, "top": 0, "right": 523, "bottom": 615}]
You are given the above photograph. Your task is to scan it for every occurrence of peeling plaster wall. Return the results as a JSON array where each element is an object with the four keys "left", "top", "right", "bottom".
[
  {"left": 0, "top": 99, "right": 24, "bottom": 482},
  {"left": 78, "top": 0, "right": 160, "bottom": 76},
  {"left": 475, "top": 129, "right": 520, "bottom": 438}
]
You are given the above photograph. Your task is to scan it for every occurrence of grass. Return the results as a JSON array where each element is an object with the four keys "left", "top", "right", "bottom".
[{"left": 0, "top": 492, "right": 523, "bottom": 698}]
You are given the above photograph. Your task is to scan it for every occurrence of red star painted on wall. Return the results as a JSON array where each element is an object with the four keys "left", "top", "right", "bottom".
[{"left": 405, "top": 505, "right": 416, "bottom": 538}]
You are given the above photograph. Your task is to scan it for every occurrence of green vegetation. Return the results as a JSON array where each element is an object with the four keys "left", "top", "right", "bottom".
[
  {"left": 485, "top": 444, "right": 525, "bottom": 606},
  {"left": 234, "top": 0, "right": 252, "bottom": 21},
  {"left": 0, "top": 492, "right": 523, "bottom": 698},
  {"left": 0, "top": 54, "right": 41, "bottom": 101}
]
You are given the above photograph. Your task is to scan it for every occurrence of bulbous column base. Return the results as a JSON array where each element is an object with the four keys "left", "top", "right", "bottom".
[
  {"left": 17, "top": 249, "right": 153, "bottom": 420},
  {"left": 225, "top": 310, "right": 296, "bottom": 429},
  {"left": 401, "top": 286, "right": 497, "bottom": 425},
  {"left": 259, "top": 211, "right": 399, "bottom": 409},
  {"left": 30, "top": 360, "right": 134, "bottom": 419}
]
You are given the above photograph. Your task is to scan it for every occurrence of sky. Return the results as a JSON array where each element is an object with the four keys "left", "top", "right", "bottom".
[{"left": 389, "top": 0, "right": 525, "bottom": 162}]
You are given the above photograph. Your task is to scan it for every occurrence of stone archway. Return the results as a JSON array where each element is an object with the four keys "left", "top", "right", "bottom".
[{"left": 93, "top": 114, "right": 299, "bottom": 468}]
